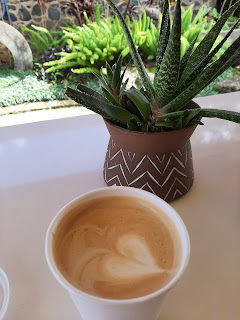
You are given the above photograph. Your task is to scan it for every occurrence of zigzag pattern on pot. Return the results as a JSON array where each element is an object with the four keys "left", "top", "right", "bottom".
[{"left": 103, "top": 138, "right": 194, "bottom": 202}]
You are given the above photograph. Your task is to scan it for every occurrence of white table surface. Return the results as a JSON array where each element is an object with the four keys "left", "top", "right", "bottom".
[{"left": 1, "top": 92, "right": 240, "bottom": 320}]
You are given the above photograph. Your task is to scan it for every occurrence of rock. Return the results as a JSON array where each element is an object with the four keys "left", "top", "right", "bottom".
[
  {"left": 208, "top": 0, "right": 217, "bottom": 8},
  {"left": 32, "top": 4, "right": 41, "bottom": 16},
  {"left": 220, "top": 29, "right": 240, "bottom": 42},
  {"left": 214, "top": 77, "right": 240, "bottom": 93},
  {"left": 145, "top": 8, "right": 160, "bottom": 20},
  {"left": 18, "top": 5, "right": 31, "bottom": 21},
  {"left": 10, "top": 13, "right": 18, "bottom": 22},
  {"left": 48, "top": 5, "right": 60, "bottom": 20},
  {"left": 124, "top": 66, "right": 154, "bottom": 90},
  {"left": 8, "top": 5, "right": 16, "bottom": 10}
]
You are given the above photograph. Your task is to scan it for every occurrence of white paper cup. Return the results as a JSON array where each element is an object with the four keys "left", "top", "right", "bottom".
[
  {"left": 45, "top": 187, "right": 190, "bottom": 320},
  {"left": 0, "top": 268, "right": 10, "bottom": 320}
]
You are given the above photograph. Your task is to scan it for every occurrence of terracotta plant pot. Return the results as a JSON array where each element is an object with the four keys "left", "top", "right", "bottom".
[{"left": 103, "top": 101, "right": 199, "bottom": 202}]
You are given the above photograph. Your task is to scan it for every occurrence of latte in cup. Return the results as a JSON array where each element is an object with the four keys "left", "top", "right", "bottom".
[{"left": 53, "top": 195, "right": 182, "bottom": 300}]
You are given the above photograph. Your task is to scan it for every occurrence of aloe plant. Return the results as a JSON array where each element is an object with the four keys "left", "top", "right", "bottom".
[{"left": 66, "top": 0, "right": 240, "bottom": 132}]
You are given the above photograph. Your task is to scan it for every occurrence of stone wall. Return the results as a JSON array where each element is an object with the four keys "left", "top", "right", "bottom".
[
  {"left": 4, "top": 0, "right": 215, "bottom": 33},
  {"left": 0, "top": 0, "right": 215, "bottom": 65},
  {"left": 4, "top": 0, "right": 76, "bottom": 31},
  {"left": 0, "top": 0, "right": 77, "bottom": 64}
]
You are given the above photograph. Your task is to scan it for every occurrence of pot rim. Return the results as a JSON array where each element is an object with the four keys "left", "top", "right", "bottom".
[
  {"left": 104, "top": 118, "right": 198, "bottom": 136},
  {"left": 104, "top": 100, "right": 201, "bottom": 136},
  {"left": 103, "top": 100, "right": 200, "bottom": 155}
]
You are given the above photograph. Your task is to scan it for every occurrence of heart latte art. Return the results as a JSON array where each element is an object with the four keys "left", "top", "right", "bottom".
[{"left": 53, "top": 196, "right": 181, "bottom": 299}]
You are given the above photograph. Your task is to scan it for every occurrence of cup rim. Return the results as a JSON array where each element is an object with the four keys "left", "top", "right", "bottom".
[
  {"left": 0, "top": 267, "right": 10, "bottom": 319},
  {"left": 45, "top": 186, "right": 190, "bottom": 305}
]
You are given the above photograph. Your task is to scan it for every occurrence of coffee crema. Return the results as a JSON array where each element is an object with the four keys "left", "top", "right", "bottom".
[{"left": 53, "top": 196, "right": 182, "bottom": 300}]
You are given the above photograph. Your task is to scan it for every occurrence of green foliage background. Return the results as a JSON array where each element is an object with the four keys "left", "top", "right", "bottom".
[
  {"left": 0, "top": 3, "right": 238, "bottom": 109},
  {"left": 0, "top": 65, "right": 234, "bottom": 108},
  {"left": 0, "top": 67, "right": 66, "bottom": 107}
]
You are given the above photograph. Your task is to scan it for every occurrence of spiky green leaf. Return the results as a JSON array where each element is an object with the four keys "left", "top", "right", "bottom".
[
  {"left": 154, "top": 0, "right": 170, "bottom": 84},
  {"left": 156, "top": 108, "right": 201, "bottom": 129},
  {"left": 125, "top": 98, "right": 142, "bottom": 118},
  {"left": 65, "top": 86, "right": 140, "bottom": 125},
  {"left": 126, "top": 87, "right": 151, "bottom": 121},
  {"left": 76, "top": 83, "right": 107, "bottom": 101},
  {"left": 101, "top": 86, "right": 120, "bottom": 105},
  {"left": 154, "top": 119, "right": 177, "bottom": 130},
  {"left": 113, "top": 55, "right": 123, "bottom": 88},
  {"left": 179, "top": 0, "right": 240, "bottom": 85},
  {"left": 120, "top": 79, "right": 129, "bottom": 97},
  {"left": 154, "top": 0, "right": 181, "bottom": 106},
  {"left": 156, "top": 107, "right": 240, "bottom": 127},
  {"left": 106, "top": 62, "right": 114, "bottom": 84},
  {"left": 93, "top": 72, "right": 113, "bottom": 92},
  {"left": 199, "top": 108, "right": 240, "bottom": 123},
  {"left": 181, "top": 109, "right": 202, "bottom": 127},
  {"left": 177, "top": 19, "right": 239, "bottom": 94},
  {"left": 105, "top": 0, "right": 155, "bottom": 100},
  {"left": 179, "top": 35, "right": 198, "bottom": 79},
  {"left": 162, "top": 36, "right": 240, "bottom": 113},
  {"left": 127, "top": 118, "right": 142, "bottom": 131}
]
